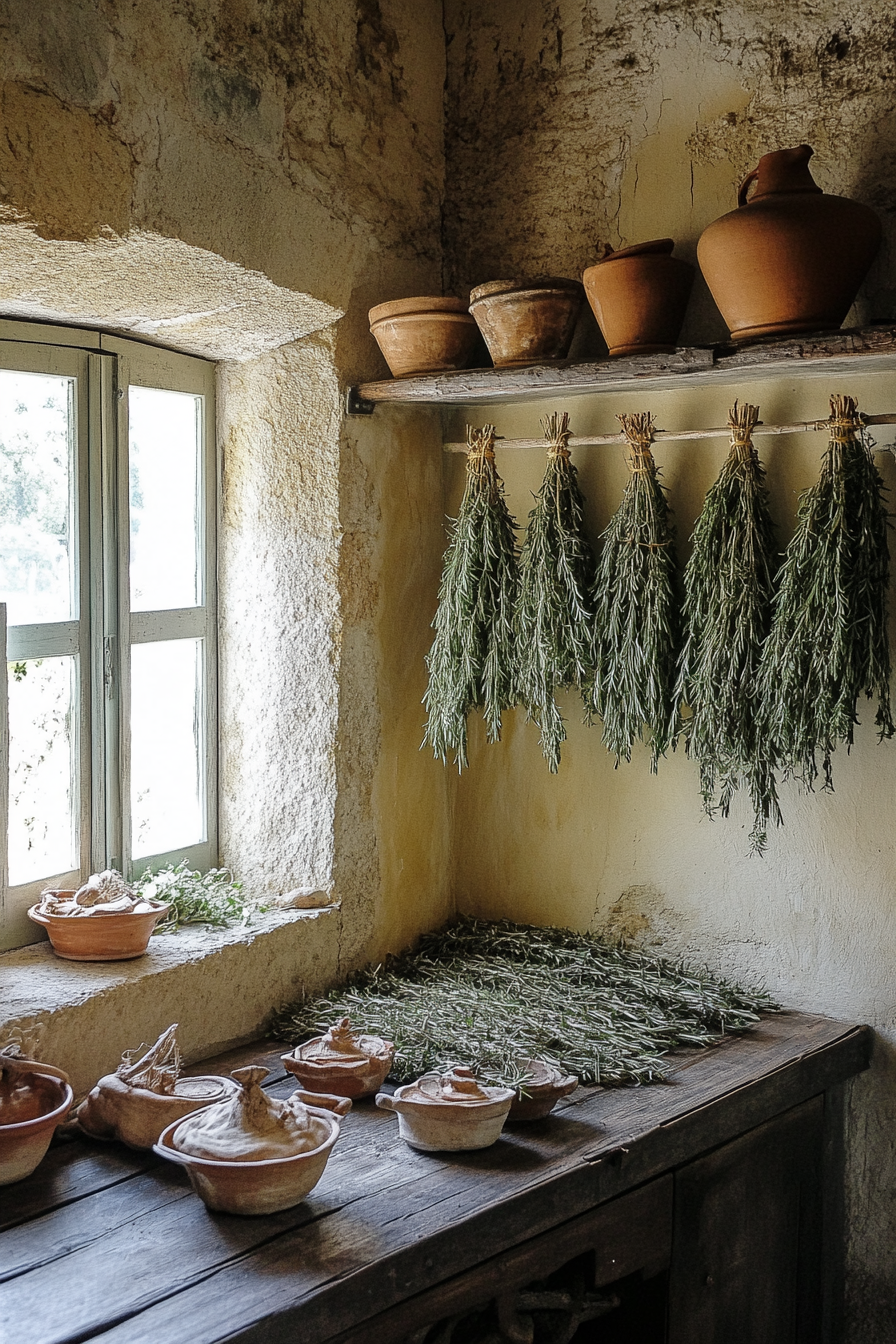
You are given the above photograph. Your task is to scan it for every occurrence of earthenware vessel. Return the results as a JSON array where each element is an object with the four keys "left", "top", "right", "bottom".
[
  {"left": 375, "top": 1065, "right": 514, "bottom": 1151},
  {"left": 697, "top": 144, "right": 882, "bottom": 343},
  {"left": 0, "top": 1051, "right": 73, "bottom": 1184},
  {"left": 468, "top": 278, "right": 584, "bottom": 367},
  {"left": 369, "top": 296, "right": 478, "bottom": 377},
  {"left": 154, "top": 1066, "right": 350, "bottom": 1215},
  {"left": 582, "top": 240, "right": 694, "bottom": 356},
  {"left": 282, "top": 1017, "right": 394, "bottom": 1099},
  {"left": 75, "top": 1025, "right": 238, "bottom": 1149},
  {"left": 507, "top": 1059, "right": 579, "bottom": 1122},
  {"left": 28, "top": 893, "right": 169, "bottom": 960}
]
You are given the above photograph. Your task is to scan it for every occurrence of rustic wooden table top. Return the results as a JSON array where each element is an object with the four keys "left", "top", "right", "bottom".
[{"left": 0, "top": 1012, "right": 870, "bottom": 1344}]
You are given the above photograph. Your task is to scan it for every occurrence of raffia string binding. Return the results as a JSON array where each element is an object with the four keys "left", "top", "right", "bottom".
[
  {"left": 678, "top": 402, "right": 781, "bottom": 852},
  {"left": 515, "top": 411, "right": 595, "bottom": 772},
  {"left": 758, "top": 394, "right": 894, "bottom": 791},
  {"left": 423, "top": 424, "right": 520, "bottom": 770},
  {"left": 587, "top": 412, "right": 680, "bottom": 768}
]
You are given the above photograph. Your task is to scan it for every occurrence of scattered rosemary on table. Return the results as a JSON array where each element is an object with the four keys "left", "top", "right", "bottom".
[
  {"left": 423, "top": 424, "right": 520, "bottom": 769},
  {"left": 758, "top": 394, "right": 894, "bottom": 791},
  {"left": 516, "top": 412, "right": 595, "bottom": 771},
  {"left": 587, "top": 412, "right": 680, "bottom": 768},
  {"left": 678, "top": 402, "right": 781, "bottom": 852},
  {"left": 272, "top": 917, "right": 776, "bottom": 1089}
]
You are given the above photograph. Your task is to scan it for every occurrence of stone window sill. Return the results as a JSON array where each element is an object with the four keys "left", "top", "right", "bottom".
[{"left": 0, "top": 904, "right": 340, "bottom": 1096}]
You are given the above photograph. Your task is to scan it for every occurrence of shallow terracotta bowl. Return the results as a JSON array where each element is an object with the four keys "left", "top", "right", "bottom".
[
  {"left": 369, "top": 296, "right": 478, "bottom": 377},
  {"left": 28, "top": 899, "right": 170, "bottom": 961},
  {"left": 0, "top": 1063, "right": 74, "bottom": 1185}
]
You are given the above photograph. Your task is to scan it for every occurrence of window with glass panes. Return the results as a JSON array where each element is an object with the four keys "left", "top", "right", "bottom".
[{"left": 0, "top": 324, "right": 217, "bottom": 950}]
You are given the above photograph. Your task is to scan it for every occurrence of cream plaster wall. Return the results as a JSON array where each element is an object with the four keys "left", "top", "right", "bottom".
[
  {"left": 0, "top": 1, "right": 452, "bottom": 1058},
  {"left": 442, "top": 4, "right": 896, "bottom": 1335}
]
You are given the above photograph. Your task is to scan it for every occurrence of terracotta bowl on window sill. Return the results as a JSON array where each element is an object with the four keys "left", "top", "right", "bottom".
[{"left": 27, "top": 896, "right": 171, "bottom": 961}]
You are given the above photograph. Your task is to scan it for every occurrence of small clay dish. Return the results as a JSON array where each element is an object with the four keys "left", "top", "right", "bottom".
[
  {"left": 154, "top": 1088, "right": 350, "bottom": 1216},
  {"left": 28, "top": 899, "right": 170, "bottom": 961},
  {"left": 369, "top": 296, "right": 478, "bottom": 378},
  {"left": 468, "top": 277, "right": 584, "bottom": 367},
  {"left": 507, "top": 1059, "right": 579, "bottom": 1123},
  {"left": 282, "top": 1017, "right": 394, "bottom": 1099},
  {"left": 0, "top": 1058, "right": 74, "bottom": 1185},
  {"left": 375, "top": 1065, "right": 514, "bottom": 1152}
]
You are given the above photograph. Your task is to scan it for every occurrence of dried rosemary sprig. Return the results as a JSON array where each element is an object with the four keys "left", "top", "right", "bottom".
[
  {"left": 587, "top": 412, "right": 680, "bottom": 768},
  {"left": 515, "top": 412, "right": 595, "bottom": 771},
  {"left": 678, "top": 402, "right": 781, "bottom": 851},
  {"left": 272, "top": 916, "right": 777, "bottom": 1089},
  {"left": 758, "top": 395, "right": 894, "bottom": 790},
  {"left": 423, "top": 425, "right": 520, "bottom": 769}
]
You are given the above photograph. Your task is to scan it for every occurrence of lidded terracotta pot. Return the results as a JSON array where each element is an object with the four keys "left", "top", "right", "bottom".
[
  {"left": 154, "top": 1066, "right": 351, "bottom": 1215},
  {"left": 369, "top": 296, "right": 478, "bottom": 378},
  {"left": 375, "top": 1065, "right": 514, "bottom": 1151},
  {"left": 697, "top": 144, "right": 882, "bottom": 342},
  {"left": 507, "top": 1059, "right": 579, "bottom": 1123},
  {"left": 468, "top": 278, "right": 584, "bottom": 367},
  {"left": 282, "top": 1017, "right": 394, "bottom": 1099},
  {"left": 582, "top": 240, "right": 694, "bottom": 356},
  {"left": 0, "top": 1051, "right": 73, "bottom": 1185}
]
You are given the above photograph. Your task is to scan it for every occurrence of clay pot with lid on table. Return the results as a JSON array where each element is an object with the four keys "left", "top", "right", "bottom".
[
  {"left": 0, "top": 1049, "right": 73, "bottom": 1185},
  {"left": 468, "top": 278, "right": 584, "bottom": 367},
  {"left": 282, "top": 1017, "right": 394, "bottom": 1100},
  {"left": 697, "top": 144, "right": 882, "bottom": 343},
  {"left": 369, "top": 296, "right": 479, "bottom": 377},
  {"left": 582, "top": 239, "right": 694, "bottom": 356},
  {"left": 376, "top": 1065, "right": 514, "bottom": 1151},
  {"left": 154, "top": 1065, "right": 351, "bottom": 1215},
  {"left": 507, "top": 1059, "right": 579, "bottom": 1122}
]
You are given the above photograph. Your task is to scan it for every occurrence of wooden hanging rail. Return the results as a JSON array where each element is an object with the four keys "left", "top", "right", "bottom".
[{"left": 443, "top": 412, "right": 896, "bottom": 452}]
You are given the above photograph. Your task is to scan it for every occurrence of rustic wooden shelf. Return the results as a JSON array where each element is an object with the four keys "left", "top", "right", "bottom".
[{"left": 350, "top": 324, "right": 896, "bottom": 409}]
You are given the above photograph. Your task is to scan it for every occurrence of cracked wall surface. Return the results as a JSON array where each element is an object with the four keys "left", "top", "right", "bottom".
[
  {"left": 443, "top": 4, "right": 896, "bottom": 1338},
  {"left": 0, "top": 0, "right": 452, "bottom": 1064}
]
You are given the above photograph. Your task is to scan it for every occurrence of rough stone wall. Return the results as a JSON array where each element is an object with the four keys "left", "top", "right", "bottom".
[
  {"left": 443, "top": 4, "right": 896, "bottom": 1336},
  {"left": 444, "top": 0, "right": 896, "bottom": 342},
  {"left": 0, "top": 1, "right": 452, "bottom": 991}
]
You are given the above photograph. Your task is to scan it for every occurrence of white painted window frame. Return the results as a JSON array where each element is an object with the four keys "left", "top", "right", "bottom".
[{"left": 0, "top": 322, "right": 217, "bottom": 949}]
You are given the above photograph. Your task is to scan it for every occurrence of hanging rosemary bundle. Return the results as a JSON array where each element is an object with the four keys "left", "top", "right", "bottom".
[
  {"left": 758, "top": 394, "right": 894, "bottom": 790},
  {"left": 423, "top": 424, "right": 520, "bottom": 769},
  {"left": 678, "top": 402, "right": 781, "bottom": 851},
  {"left": 588, "top": 412, "right": 680, "bottom": 768},
  {"left": 515, "top": 412, "right": 595, "bottom": 772}
]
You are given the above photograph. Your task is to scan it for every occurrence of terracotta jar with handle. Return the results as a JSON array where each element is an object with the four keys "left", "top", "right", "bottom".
[{"left": 697, "top": 144, "right": 881, "bottom": 343}]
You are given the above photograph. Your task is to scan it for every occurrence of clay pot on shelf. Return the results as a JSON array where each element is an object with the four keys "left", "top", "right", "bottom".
[
  {"left": 0, "top": 1053, "right": 73, "bottom": 1185},
  {"left": 282, "top": 1017, "right": 394, "bottom": 1100},
  {"left": 582, "top": 240, "right": 694, "bottom": 356},
  {"left": 75, "top": 1025, "right": 238, "bottom": 1149},
  {"left": 375, "top": 1065, "right": 514, "bottom": 1152},
  {"left": 28, "top": 894, "right": 170, "bottom": 961},
  {"left": 468, "top": 278, "right": 584, "bottom": 367},
  {"left": 154, "top": 1066, "right": 351, "bottom": 1216},
  {"left": 507, "top": 1059, "right": 579, "bottom": 1123},
  {"left": 697, "top": 144, "right": 882, "bottom": 343},
  {"left": 369, "top": 296, "right": 479, "bottom": 378}
]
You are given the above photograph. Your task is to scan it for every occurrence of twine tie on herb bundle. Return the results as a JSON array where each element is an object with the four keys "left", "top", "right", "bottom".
[
  {"left": 515, "top": 411, "right": 595, "bottom": 772},
  {"left": 677, "top": 401, "right": 780, "bottom": 853},
  {"left": 587, "top": 411, "right": 680, "bottom": 769},
  {"left": 423, "top": 423, "right": 520, "bottom": 770},
  {"left": 758, "top": 393, "right": 894, "bottom": 792}
]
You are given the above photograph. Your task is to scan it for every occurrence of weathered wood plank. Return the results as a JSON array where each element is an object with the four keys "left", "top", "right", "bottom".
[
  {"left": 82, "top": 1017, "right": 868, "bottom": 1344},
  {"left": 350, "top": 324, "right": 896, "bottom": 407},
  {"left": 0, "top": 1142, "right": 159, "bottom": 1235},
  {"left": 323, "top": 1175, "right": 673, "bottom": 1344}
]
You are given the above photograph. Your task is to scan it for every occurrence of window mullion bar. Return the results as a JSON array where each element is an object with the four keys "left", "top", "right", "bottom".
[
  {"left": 0, "top": 604, "right": 9, "bottom": 919},
  {"left": 99, "top": 354, "right": 125, "bottom": 873}
]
